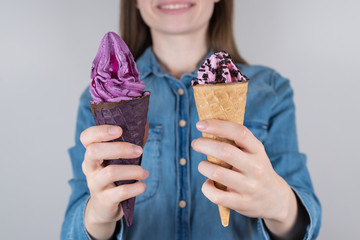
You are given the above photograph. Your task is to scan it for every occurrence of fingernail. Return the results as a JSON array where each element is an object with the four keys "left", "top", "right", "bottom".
[
  {"left": 191, "top": 139, "right": 197, "bottom": 148},
  {"left": 196, "top": 121, "right": 208, "bottom": 131},
  {"left": 133, "top": 145, "right": 143, "bottom": 155},
  {"left": 144, "top": 169, "right": 150, "bottom": 178},
  {"left": 108, "top": 126, "right": 120, "bottom": 135}
]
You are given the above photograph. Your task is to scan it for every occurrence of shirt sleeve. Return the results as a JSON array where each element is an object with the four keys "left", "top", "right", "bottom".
[
  {"left": 257, "top": 71, "right": 322, "bottom": 239},
  {"left": 61, "top": 89, "right": 125, "bottom": 240}
]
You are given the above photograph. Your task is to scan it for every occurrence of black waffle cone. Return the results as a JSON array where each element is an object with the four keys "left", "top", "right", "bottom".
[{"left": 89, "top": 92, "right": 150, "bottom": 227}]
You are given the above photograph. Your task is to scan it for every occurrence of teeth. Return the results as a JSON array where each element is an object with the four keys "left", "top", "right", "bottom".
[{"left": 161, "top": 3, "right": 190, "bottom": 10}]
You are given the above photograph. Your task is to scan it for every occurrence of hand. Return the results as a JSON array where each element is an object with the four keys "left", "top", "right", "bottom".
[
  {"left": 192, "top": 120, "right": 301, "bottom": 238},
  {"left": 80, "top": 124, "right": 149, "bottom": 240}
]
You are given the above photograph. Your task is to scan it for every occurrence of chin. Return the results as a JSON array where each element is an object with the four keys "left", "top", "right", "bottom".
[{"left": 159, "top": 24, "right": 195, "bottom": 35}]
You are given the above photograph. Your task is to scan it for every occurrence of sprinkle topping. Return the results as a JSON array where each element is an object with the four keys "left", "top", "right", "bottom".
[{"left": 192, "top": 51, "right": 249, "bottom": 85}]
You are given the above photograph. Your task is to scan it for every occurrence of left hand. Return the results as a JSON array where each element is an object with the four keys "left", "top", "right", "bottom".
[{"left": 191, "top": 119, "right": 294, "bottom": 223}]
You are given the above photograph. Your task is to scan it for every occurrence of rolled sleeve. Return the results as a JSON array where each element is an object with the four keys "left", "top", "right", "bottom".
[
  {"left": 292, "top": 187, "right": 321, "bottom": 240},
  {"left": 257, "top": 218, "right": 271, "bottom": 240},
  {"left": 259, "top": 71, "right": 321, "bottom": 238},
  {"left": 68, "top": 195, "right": 92, "bottom": 240},
  {"left": 61, "top": 88, "right": 125, "bottom": 239},
  {"left": 61, "top": 179, "right": 92, "bottom": 240}
]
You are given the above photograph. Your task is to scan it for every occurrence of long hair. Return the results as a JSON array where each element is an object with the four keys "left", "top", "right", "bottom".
[{"left": 120, "top": 0, "right": 247, "bottom": 64}]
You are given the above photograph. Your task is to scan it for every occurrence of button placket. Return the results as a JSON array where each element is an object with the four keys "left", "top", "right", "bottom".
[{"left": 172, "top": 80, "right": 191, "bottom": 240}]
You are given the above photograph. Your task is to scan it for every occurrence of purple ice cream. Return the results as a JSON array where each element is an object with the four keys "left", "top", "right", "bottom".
[
  {"left": 90, "top": 32, "right": 146, "bottom": 103},
  {"left": 88, "top": 32, "right": 150, "bottom": 227}
]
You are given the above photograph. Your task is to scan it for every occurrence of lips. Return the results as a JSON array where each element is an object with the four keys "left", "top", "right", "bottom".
[{"left": 157, "top": 1, "right": 195, "bottom": 14}]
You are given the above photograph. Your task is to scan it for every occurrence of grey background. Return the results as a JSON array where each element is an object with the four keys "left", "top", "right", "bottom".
[{"left": 0, "top": 0, "right": 359, "bottom": 239}]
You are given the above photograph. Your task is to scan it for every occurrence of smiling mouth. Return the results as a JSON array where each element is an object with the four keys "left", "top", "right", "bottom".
[
  {"left": 157, "top": 2, "right": 195, "bottom": 13},
  {"left": 159, "top": 3, "right": 193, "bottom": 10}
]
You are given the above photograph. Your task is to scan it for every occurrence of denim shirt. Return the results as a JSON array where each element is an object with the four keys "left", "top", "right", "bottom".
[{"left": 61, "top": 47, "right": 321, "bottom": 240}]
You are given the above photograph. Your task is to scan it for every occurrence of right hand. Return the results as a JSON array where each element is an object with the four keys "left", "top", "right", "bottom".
[{"left": 80, "top": 125, "right": 149, "bottom": 239}]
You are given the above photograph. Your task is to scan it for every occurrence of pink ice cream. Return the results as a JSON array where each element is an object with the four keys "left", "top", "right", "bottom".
[
  {"left": 192, "top": 51, "right": 248, "bottom": 85},
  {"left": 89, "top": 32, "right": 146, "bottom": 103}
]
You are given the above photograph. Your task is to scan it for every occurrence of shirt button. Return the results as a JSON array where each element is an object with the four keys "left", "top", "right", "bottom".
[
  {"left": 179, "top": 158, "right": 187, "bottom": 166},
  {"left": 179, "top": 200, "right": 187, "bottom": 208},
  {"left": 179, "top": 120, "right": 186, "bottom": 127},
  {"left": 178, "top": 88, "right": 184, "bottom": 95}
]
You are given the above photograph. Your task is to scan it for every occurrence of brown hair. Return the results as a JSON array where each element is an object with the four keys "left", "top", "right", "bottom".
[{"left": 120, "top": 0, "right": 247, "bottom": 64}]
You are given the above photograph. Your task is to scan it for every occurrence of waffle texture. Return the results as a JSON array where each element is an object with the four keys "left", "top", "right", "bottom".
[
  {"left": 193, "top": 82, "right": 248, "bottom": 226},
  {"left": 90, "top": 93, "right": 150, "bottom": 226}
]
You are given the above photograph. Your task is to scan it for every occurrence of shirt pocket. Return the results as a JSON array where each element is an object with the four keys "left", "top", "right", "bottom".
[
  {"left": 136, "top": 124, "right": 162, "bottom": 204},
  {"left": 244, "top": 121, "right": 268, "bottom": 143}
]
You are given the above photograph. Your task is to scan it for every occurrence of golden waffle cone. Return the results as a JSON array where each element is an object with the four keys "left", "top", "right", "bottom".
[{"left": 193, "top": 81, "right": 248, "bottom": 227}]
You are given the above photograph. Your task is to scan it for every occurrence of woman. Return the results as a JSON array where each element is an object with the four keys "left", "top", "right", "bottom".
[{"left": 62, "top": 0, "right": 321, "bottom": 239}]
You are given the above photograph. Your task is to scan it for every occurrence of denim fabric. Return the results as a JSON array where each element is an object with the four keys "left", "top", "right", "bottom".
[{"left": 61, "top": 47, "right": 321, "bottom": 239}]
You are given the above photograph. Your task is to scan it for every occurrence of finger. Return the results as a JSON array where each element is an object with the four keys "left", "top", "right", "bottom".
[
  {"left": 104, "top": 181, "right": 146, "bottom": 206},
  {"left": 84, "top": 142, "right": 143, "bottom": 171},
  {"left": 196, "top": 119, "right": 263, "bottom": 153},
  {"left": 198, "top": 161, "right": 247, "bottom": 192},
  {"left": 202, "top": 179, "right": 243, "bottom": 210},
  {"left": 192, "top": 137, "right": 248, "bottom": 171},
  {"left": 80, "top": 125, "right": 122, "bottom": 148},
  {"left": 96, "top": 165, "right": 149, "bottom": 190}
]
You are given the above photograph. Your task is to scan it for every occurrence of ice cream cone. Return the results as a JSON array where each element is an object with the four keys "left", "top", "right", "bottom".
[
  {"left": 90, "top": 92, "right": 150, "bottom": 226},
  {"left": 193, "top": 82, "right": 248, "bottom": 227}
]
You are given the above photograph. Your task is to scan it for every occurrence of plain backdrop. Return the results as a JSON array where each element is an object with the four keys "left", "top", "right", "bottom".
[{"left": 1, "top": 0, "right": 359, "bottom": 239}]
